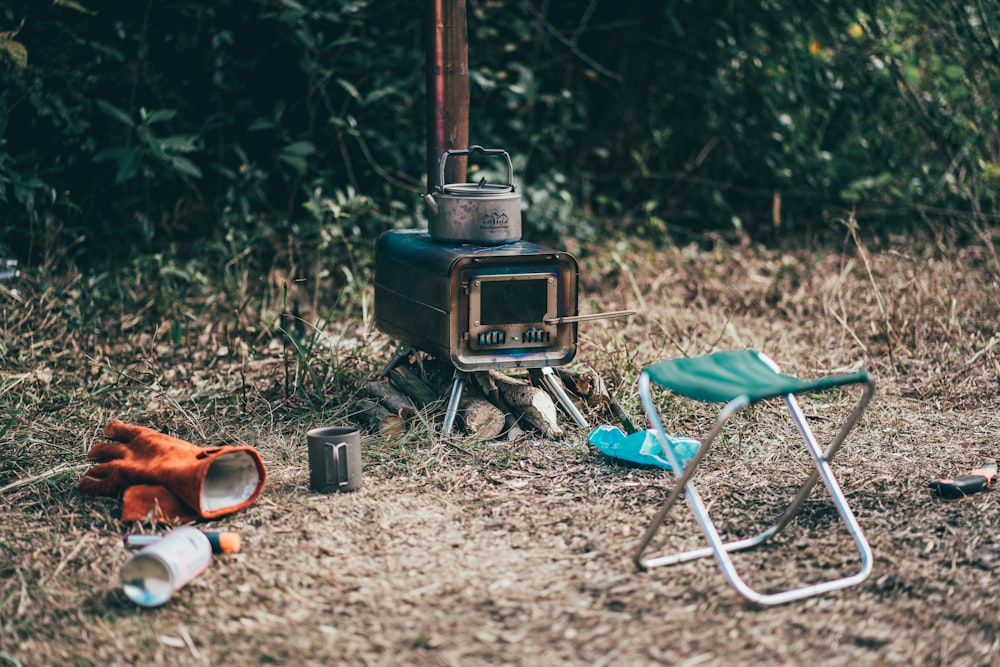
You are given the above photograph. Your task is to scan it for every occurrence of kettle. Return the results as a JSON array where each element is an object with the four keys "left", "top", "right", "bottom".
[{"left": 422, "top": 146, "right": 522, "bottom": 245}]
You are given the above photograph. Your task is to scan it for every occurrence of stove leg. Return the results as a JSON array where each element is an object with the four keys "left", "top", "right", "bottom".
[
  {"left": 537, "top": 366, "right": 589, "bottom": 428},
  {"left": 441, "top": 370, "right": 465, "bottom": 436},
  {"left": 377, "top": 344, "right": 413, "bottom": 379}
]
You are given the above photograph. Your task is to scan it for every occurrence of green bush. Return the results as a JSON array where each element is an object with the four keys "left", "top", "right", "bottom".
[
  {"left": 468, "top": 0, "right": 1000, "bottom": 238},
  {"left": 0, "top": 0, "right": 425, "bottom": 266},
  {"left": 1, "top": 0, "right": 999, "bottom": 270}
]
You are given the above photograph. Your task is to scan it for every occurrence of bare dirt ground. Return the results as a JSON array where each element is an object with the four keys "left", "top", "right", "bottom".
[{"left": 2, "top": 225, "right": 1000, "bottom": 666}]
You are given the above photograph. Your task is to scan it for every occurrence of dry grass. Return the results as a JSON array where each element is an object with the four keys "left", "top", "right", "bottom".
[{"left": 1, "top": 225, "right": 999, "bottom": 666}]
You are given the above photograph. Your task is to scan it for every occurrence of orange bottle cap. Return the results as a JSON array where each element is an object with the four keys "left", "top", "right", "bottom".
[{"left": 217, "top": 532, "right": 241, "bottom": 553}]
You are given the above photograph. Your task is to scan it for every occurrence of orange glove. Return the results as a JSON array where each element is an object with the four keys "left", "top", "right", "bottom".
[
  {"left": 80, "top": 420, "right": 266, "bottom": 521},
  {"left": 121, "top": 484, "right": 199, "bottom": 524}
]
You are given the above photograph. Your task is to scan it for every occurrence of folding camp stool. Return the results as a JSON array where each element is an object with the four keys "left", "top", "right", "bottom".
[{"left": 633, "top": 349, "right": 875, "bottom": 605}]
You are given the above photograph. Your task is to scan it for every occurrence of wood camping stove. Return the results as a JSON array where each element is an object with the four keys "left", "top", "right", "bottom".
[{"left": 374, "top": 147, "right": 631, "bottom": 436}]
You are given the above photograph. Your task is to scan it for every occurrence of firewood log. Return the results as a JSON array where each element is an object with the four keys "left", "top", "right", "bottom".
[
  {"left": 387, "top": 365, "right": 440, "bottom": 408},
  {"left": 458, "top": 389, "right": 505, "bottom": 441},
  {"left": 472, "top": 372, "right": 519, "bottom": 433},
  {"left": 362, "top": 380, "right": 418, "bottom": 421},
  {"left": 555, "top": 366, "right": 607, "bottom": 406},
  {"left": 354, "top": 398, "right": 406, "bottom": 435},
  {"left": 556, "top": 365, "right": 636, "bottom": 433},
  {"left": 487, "top": 370, "right": 563, "bottom": 438}
]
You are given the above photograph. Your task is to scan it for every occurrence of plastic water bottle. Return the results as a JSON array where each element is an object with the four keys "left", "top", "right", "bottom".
[
  {"left": 120, "top": 525, "right": 213, "bottom": 607},
  {"left": 123, "top": 531, "right": 241, "bottom": 554}
]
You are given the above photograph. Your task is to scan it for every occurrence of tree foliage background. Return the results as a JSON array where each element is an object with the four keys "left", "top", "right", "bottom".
[{"left": 2, "top": 0, "right": 1000, "bottom": 272}]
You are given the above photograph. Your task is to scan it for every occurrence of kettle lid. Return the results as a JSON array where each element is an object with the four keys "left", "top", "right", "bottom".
[{"left": 439, "top": 181, "right": 516, "bottom": 197}]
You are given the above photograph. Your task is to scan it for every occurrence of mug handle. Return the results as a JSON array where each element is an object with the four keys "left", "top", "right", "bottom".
[{"left": 324, "top": 442, "right": 350, "bottom": 487}]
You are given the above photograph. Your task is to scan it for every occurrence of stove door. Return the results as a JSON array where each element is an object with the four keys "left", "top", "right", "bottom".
[
  {"left": 467, "top": 272, "right": 558, "bottom": 350},
  {"left": 452, "top": 256, "right": 578, "bottom": 371}
]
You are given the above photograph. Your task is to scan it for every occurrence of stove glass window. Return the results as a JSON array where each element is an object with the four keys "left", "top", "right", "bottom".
[{"left": 480, "top": 278, "right": 549, "bottom": 324}]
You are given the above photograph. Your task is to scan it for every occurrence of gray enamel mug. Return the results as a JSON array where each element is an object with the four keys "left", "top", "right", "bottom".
[{"left": 307, "top": 426, "right": 362, "bottom": 493}]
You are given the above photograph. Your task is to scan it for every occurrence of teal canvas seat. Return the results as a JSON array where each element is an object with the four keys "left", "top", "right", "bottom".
[{"left": 635, "top": 349, "right": 875, "bottom": 605}]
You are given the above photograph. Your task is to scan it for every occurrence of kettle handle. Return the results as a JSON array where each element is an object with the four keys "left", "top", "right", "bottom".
[{"left": 437, "top": 146, "right": 516, "bottom": 192}]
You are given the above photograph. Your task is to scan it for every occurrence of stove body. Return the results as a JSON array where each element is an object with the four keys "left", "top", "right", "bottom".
[{"left": 374, "top": 229, "right": 579, "bottom": 373}]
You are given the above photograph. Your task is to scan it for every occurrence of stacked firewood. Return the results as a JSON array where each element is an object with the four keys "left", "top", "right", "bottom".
[{"left": 354, "top": 350, "right": 625, "bottom": 441}]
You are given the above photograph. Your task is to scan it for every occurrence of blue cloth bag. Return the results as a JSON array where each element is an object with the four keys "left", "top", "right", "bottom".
[{"left": 587, "top": 424, "right": 700, "bottom": 470}]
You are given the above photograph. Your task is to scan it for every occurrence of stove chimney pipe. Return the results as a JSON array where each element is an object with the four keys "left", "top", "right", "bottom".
[{"left": 426, "top": 0, "right": 470, "bottom": 192}]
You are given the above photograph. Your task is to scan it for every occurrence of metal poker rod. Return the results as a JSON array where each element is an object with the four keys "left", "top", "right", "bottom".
[{"left": 544, "top": 309, "right": 636, "bottom": 325}]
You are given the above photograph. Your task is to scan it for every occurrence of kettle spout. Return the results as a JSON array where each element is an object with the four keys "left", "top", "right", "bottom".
[{"left": 421, "top": 193, "right": 439, "bottom": 215}]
